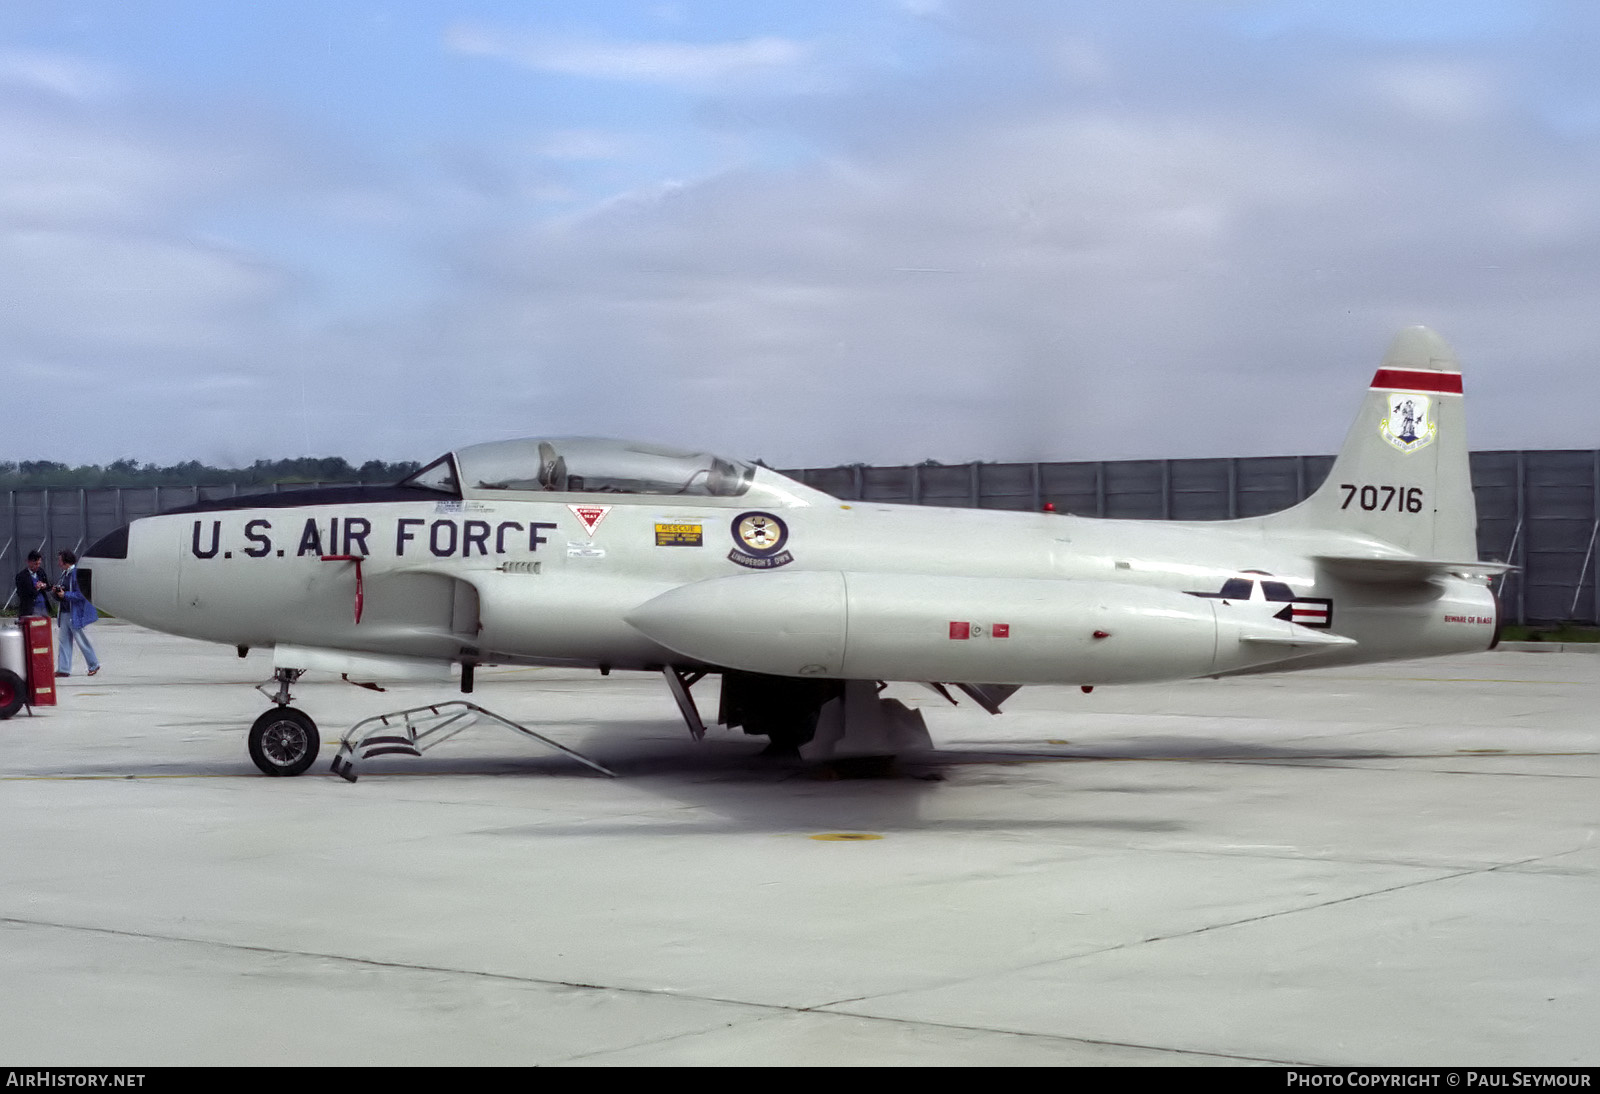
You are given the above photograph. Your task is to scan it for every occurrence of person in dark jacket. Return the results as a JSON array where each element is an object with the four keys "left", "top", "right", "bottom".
[
  {"left": 53, "top": 550, "right": 100, "bottom": 677},
  {"left": 13, "top": 550, "right": 53, "bottom": 618}
]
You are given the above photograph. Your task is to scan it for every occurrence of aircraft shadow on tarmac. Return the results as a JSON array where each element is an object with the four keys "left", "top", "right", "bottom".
[
  {"left": 24, "top": 714, "right": 1426, "bottom": 839},
  {"left": 30, "top": 719, "right": 1400, "bottom": 781},
  {"left": 303, "top": 719, "right": 1415, "bottom": 838}
]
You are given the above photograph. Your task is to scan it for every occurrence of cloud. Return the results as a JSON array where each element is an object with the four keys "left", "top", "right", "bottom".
[
  {"left": 6, "top": 8, "right": 1600, "bottom": 469},
  {"left": 1362, "top": 60, "right": 1504, "bottom": 124},
  {"left": 446, "top": 26, "right": 812, "bottom": 88},
  {"left": 0, "top": 49, "right": 115, "bottom": 101},
  {"left": 2, "top": 228, "right": 285, "bottom": 354},
  {"left": 536, "top": 129, "right": 632, "bottom": 162},
  {"left": 0, "top": 108, "right": 211, "bottom": 226},
  {"left": 405, "top": 61, "right": 1600, "bottom": 466}
]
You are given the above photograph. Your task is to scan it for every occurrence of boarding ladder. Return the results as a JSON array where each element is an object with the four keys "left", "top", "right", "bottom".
[{"left": 330, "top": 700, "right": 616, "bottom": 782}]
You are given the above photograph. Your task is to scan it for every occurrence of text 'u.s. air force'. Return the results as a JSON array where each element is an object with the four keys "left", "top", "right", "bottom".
[{"left": 189, "top": 518, "right": 560, "bottom": 560}]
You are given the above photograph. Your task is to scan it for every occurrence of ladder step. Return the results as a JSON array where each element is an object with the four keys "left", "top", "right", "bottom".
[{"left": 361, "top": 744, "right": 423, "bottom": 759}]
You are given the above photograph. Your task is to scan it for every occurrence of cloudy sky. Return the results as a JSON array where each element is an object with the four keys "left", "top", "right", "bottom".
[{"left": 4, "top": 0, "right": 1598, "bottom": 469}]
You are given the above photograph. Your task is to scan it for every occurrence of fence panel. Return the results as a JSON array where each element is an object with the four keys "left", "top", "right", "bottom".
[
  {"left": 1170, "top": 459, "right": 1230, "bottom": 520},
  {"left": 1038, "top": 462, "right": 1101, "bottom": 515},
  {"left": 1521, "top": 451, "right": 1597, "bottom": 621},
  {"left": 1237, "top": 457, "right": 1305, "bottom": 518},
  {"left": 978, "top": 463, "right": 1036, "bottom": 511},
  {"left": 861, "top": 466, "right": 913, "bottom": 503},
  {"left": 1101, "top": 461, "right": 1164, "bottom": 520}
]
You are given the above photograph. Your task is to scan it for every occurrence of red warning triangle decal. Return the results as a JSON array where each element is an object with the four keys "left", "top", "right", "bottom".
[{"left": 568, "top": 504, "right": 611, "bottom": 537}]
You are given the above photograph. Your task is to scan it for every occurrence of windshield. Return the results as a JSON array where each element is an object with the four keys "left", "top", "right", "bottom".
[
  {"left": 398, "top": 454, "right": 460, "bottom": 495},
  {"left": 447, "top": 438, "right": 755, "bottom": 497}
]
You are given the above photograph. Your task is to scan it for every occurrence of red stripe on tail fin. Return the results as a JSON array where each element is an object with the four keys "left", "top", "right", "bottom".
[{"left": 1370, "top": 368, "right": 1463, "bottom": 394}]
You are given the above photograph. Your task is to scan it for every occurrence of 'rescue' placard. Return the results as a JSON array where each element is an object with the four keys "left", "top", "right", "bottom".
[{"left": 655, "top": 523, "right": 704, "bottom": 546}]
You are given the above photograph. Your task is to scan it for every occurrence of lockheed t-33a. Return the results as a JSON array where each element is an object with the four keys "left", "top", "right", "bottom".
[{"left": 81, "top": 327, "right": 1506, "bottom": 779}]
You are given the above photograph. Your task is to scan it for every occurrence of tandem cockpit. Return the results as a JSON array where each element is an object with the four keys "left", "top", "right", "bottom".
[{"left": 400, "top": 437, "right": 819, "bottom": 507}]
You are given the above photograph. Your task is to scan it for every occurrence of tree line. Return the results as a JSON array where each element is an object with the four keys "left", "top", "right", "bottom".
[{"left": 0, "top": 457, "right": 423, "bottom": 490}]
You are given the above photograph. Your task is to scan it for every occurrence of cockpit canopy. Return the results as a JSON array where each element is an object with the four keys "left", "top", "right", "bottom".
[{"left": 401, "top": 438, "right": 758, "bottom": 499}]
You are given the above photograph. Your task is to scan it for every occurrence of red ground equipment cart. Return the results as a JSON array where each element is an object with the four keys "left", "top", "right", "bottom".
[{"left": 0, "top": 616, "right": 56, "bottom": 718}]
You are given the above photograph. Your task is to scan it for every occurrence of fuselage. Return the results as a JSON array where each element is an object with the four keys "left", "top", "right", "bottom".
[{"left": 82, "top": 465, "right": 1498, "bottom": 688}]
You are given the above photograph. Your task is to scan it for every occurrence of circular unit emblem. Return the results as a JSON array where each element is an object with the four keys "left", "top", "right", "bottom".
[{"left": 732, "top": 511, "right": 788, "bottom": 556}]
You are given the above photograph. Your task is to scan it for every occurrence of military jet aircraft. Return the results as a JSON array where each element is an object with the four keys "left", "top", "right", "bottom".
[{"left": 81, "top": 326, "right": 1505, "bottom": 777}]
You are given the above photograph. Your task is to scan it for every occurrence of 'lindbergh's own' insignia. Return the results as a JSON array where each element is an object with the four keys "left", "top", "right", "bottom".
[{"left": 729, "top": 511, "right": 794, "bottom": 569}]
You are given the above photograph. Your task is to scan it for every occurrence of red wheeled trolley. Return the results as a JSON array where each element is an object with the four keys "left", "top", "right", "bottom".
[{"left": 0, "top": 616, "right": 55, "bottom": 718}]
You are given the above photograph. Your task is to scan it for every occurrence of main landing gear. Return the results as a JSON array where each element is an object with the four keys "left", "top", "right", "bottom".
[
  {"left": 672, "top": 669, "right": 935, "bottom": 762},
  {"left": 248, "top": 668, "right": 320, "bottom": 777}
]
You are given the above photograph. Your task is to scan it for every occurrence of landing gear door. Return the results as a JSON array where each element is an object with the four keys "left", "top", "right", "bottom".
[{"left": 451, "top": 579, "right": 481, "bottom": 645}]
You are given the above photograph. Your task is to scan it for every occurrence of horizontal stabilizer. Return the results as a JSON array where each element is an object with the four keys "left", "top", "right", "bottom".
[
  {"left": 1313, "top": 555, "right": 1513, "bottom": 585},
  {"left": 1239, "top": 627, "right": 1357, "bottom": 648}
]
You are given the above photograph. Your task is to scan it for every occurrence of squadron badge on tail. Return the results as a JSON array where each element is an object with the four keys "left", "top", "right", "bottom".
[{"left": 1379, "top": 393, "right": 1437, "bottom": 454}]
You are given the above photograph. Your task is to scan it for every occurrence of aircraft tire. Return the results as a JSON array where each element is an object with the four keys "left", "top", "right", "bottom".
[
  {"left": 753, "top": 710, "right": 818, "bottom": 756},
  {"left": 0, "top": 669, "right": 23, "bottom": 719},
  {"left": 248, "top": 707, "right": 320, "bottom": 776}
]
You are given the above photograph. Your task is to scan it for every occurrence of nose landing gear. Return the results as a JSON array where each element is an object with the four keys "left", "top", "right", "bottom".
[
  {"left": 247, "top": 668, "right": 320, "bottom": 777},
  {"left": 244, "top": 666, "right": 614, "bottom": 781},
  {"left": 248, "top": 707, "right": 320, "bottom": 776}
]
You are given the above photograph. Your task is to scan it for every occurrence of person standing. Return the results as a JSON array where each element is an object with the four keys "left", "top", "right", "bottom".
[
  {"left": 13, "top": 550, "right": 53, "bottom": 618},
  {"left": 53, "top": 549, "right": 100, "bottom": 677}
]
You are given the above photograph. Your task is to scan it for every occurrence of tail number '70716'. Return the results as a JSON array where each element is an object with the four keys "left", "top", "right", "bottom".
[{"left": 1340, "top": 484, "right": 1424, "bottom": 513}]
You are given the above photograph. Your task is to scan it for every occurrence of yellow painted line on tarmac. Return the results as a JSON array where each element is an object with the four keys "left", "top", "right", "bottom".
[{"left": 810, "top": 833, "right": 884, "bottom": 841}]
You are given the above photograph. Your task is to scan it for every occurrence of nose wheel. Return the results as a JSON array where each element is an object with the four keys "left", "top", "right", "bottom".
[{"left": 248, "top": 707, "right": 321, "bottom": 776}]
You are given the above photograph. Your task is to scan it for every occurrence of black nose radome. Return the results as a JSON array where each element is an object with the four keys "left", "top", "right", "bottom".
[{"left": 85, "top": 525, "right": 129, "bottom": 560}]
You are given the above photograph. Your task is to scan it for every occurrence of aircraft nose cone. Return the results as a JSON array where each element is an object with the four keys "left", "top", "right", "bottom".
[
  {"left": 85, "top": 524, "right": 129, "bottom": 560},
  {"left": 80, "top": 522, "right": 137, "bottom": 621}
]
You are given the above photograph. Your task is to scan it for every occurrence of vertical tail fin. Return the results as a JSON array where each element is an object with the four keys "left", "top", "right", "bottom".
[{"left": 1265, "top": 327, "right": 1478, "bottom": 559}]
